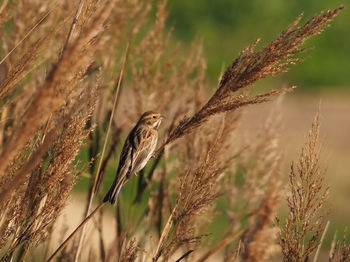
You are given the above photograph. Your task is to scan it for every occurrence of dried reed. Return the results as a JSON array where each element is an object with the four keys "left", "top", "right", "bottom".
[
  {"left": 155, "top": 5, "right": 345, "bottom": 155},
  {"left": 329, "top": 230, "right": 350, "bottom": 262},
  {"left": 277, "top": 110, "right": 329, "bottom": 262},
  {"left": 0, "top": 1, "right": 346, "bottom": 261}
]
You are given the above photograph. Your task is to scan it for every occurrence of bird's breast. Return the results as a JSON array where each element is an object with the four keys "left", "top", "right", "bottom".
[{"left": 138, "top": 134, "right": 157, "bottom": 171}]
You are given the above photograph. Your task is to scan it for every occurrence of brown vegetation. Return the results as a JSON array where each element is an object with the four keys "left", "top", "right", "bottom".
[{"left": 0, "top": 0, "right": 347, "bottom": 261}]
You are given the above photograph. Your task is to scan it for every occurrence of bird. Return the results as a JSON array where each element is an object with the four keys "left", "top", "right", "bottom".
[{"left": 103, "top": 111, "right": 165, "bottom": 205}]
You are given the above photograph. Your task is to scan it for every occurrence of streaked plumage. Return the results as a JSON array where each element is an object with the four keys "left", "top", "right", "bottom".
[{"left": 103, "top": 111, "right": 165, "bottom": 204}]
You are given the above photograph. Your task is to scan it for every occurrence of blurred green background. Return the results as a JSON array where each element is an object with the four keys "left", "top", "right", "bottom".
[{"left": 165, "top": 0, "right": 350, "bottom": 90}]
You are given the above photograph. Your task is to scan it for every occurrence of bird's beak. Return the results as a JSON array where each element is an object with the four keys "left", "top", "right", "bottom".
[{"left": 160, "top": 115, "right": 166, "bottom": 120}]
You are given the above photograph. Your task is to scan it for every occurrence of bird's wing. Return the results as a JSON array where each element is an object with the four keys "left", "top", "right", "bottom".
[
  {"left": 113, "top": 129, "right": 134, "bottom": 183},
  {"left": 129, "top": 129, "right": 156, "bottom": 174}
]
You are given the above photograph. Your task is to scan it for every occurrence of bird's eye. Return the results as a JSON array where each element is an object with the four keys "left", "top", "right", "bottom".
[{"left": 152, "top": 116, "right": 156, "bottom": 119}]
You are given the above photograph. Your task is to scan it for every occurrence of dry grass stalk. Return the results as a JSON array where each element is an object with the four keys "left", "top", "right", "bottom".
[
  {"left": 0, "top": 1, "right": 115, "bottom": 258},
  {"left": 240, "top": 174, "right": 281, "bottom": 262},
  {"left": 0, "top": 14, "right": 67, "bottom": 100},
  {"left": 59, "top": 0, "right": 84, "bottom": 59},
  {"left": 0, "top": 0, "right": 115, "bottom": 178},
  {"left": 238, "top": 172, "right": 281, "bottom": 261},
  {"left": 277, "top": 110, "right": 329, "bottom": 262},
  {"left": 46, "top": 202, "right": 107, "bottom": 262},
  {"left": 313, "top": 220, "right": 330, "bottom": 262},
  {"left": 49, "top": 1, "right": 176, "bottom": 260},
  {"left": 121, "top": 238, "right": 138, "bottom": 262},
  {"left": 0, "top": 0, "right": 72, "bottom": 101},
  {"left": 0, "top": 88, "right": 96, "bottom": 260},
  {"left": 196, "top": 230, "right": 243, "bottom": 262},
  {"left": 175, "top": 250, "right": 194, "bottom": 262},
  {"left": 155, "top": 5, "right": 344, "bottom": 155},
  {"left": 235, "top": 101, "right": 284, "bottom": 262},
  {"left": 127, "top": 0, "right": 207, "bottom": 129},
  {"left": 0, "top": 4, "right": 55, "bottom": 65},
  {"left": 0, "top": 1, "right": 347, "bottom": 261},
  {"left": 205, "top": 100, "right": 283, "bottom": 262},
  {"left": 74, "top": 43, "right": 129, "bottom": 262},
  {"left": 153, "top": 113, "right": 243, "bottom": 261},
  {"left": 0, "top": 88, "right": 95, "bottom": 203},
  {"left": 329, "top": 230, "right": 350, "bottom": 262}
]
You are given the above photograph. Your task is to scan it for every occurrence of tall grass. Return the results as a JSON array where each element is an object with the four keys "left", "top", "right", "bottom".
[{"left": 0, "top": 0, "right": 348, "bottom": 261}]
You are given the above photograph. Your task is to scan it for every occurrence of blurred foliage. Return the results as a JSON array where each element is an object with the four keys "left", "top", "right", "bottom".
[{"left": 166, "top": 0, "right": 350, "bottom": 90}]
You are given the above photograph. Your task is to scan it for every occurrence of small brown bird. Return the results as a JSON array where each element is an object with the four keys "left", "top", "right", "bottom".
[{"left": 103, "top": 111, "right": 165, "bottom": 204}]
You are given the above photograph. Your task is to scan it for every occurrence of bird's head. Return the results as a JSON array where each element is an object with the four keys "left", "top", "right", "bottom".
[{"left": 139, "top": 111, "right": 165, "bottom": 130}]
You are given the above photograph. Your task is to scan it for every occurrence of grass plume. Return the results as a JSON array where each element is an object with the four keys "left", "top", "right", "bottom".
[
  {"left": 277, "top": 110, "right": 329, "bottom": 262},
  {"left": 0, "top": 2, "right": 347, "bottom": 261}
]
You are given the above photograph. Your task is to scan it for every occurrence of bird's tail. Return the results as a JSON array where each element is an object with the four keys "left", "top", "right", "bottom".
[{"left": 103, "top": 176, "right": 126, "bottom": 205}]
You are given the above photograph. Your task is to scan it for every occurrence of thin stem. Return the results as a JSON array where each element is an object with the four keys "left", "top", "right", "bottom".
[
  {"left": 74, "top": 43, "right": 129, "bottom": 262},
  {"left": 59, "top": 0, "right": 84, "bottom": 60},
  {"left": 46, "top": 202, "right": 107, "bottom": 262},
  {"left": 153, "top": 209, "right": 175, "bottom": 261},
  {"left": 43, "top": 225, "right": 54, "bottom": 261},
  {"left": 195, "top": 230, "right": 243, "bottom": 262},
  {"left": 313, "top": 221, "right": 330, "bottom": 262},
  {"left": 175, "top": 250, "right": 194, "bottom": 262},
  {"left": 0, "top": 3, "right": 56, "bottom": 65}
]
